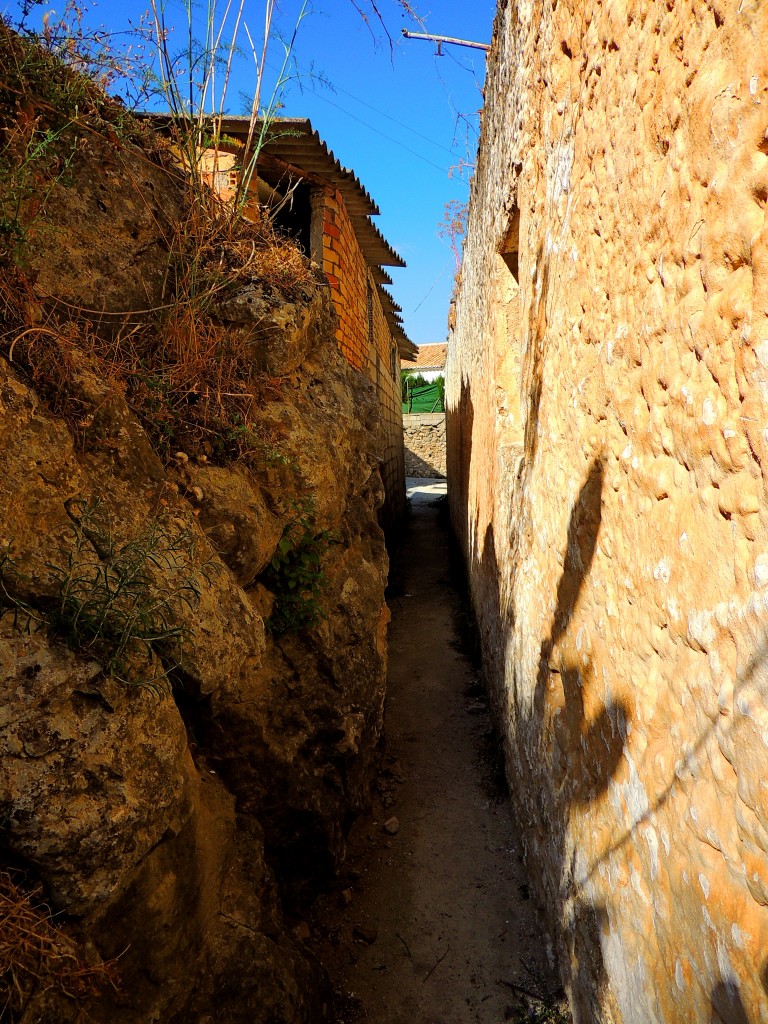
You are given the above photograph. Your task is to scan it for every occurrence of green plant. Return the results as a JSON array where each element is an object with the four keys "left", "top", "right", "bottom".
[
  {"left": 497, "top": 987, "right": 571, "bottom": 1024},
  {"left": 45, "top": 500, "right": 211, "bottom": 690},
  {"left": 0, "top": 18, "right": 159, "bottom": 263},
  {"left": 0, "top": 548, "right": 40, "bottom": 633},
  {"left": 0, "top": 500, "right": 214, "bottom": 692},
  {"left": 262, "top": 501, "right": 335, "bottom": 636},
  {"left": 0, "top": 66, "right": 78, "bottom": 258},
  {"left": 263, "top": 445, "right": 300, "bottom": 474},
  {"left": 505, "top": 1002, "right": 570, "bottom": 1024},
  {"left": 148, "top": 0, "right": 311, "bottom": 219},
  {"left": 434, "top": 373, "right": 445, "bottom": 408}
]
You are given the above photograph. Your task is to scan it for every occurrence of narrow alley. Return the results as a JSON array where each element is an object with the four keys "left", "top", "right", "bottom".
[{"left": 310, "top": 481, "right": 566, "bottom": 1023}]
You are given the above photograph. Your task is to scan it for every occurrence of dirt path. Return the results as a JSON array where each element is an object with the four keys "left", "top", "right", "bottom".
[{"left": 310, "top": 483, "right": 566, "bottom": 1023}]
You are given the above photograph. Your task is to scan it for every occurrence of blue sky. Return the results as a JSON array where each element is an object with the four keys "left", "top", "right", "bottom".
[
  {"left": 6, "top": 0, "right": 497, "bottom": 345},
  {"left": 275, "top": 0, "right": 496, "bottom": 346}
]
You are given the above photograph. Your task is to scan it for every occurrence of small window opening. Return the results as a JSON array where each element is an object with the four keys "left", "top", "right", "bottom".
[
  {"left": 499, "top": 206, "right": 520, "bottom": 281},
  {"left": 258, "top": 169, "right": 313, "bottom": 256}
]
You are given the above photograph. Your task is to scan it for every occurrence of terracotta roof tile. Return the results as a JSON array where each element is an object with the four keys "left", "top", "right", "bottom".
[{"left": 401, "top": 343, "right": 447, "bottom": 370}]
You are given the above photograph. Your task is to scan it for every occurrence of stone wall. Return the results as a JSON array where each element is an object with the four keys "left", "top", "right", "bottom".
[
  {"left": 403, "top": 414, "right": 446, "bottom": 479},
  {"left": 447, "top": 2, "right": 768, "bottom": 1022}
]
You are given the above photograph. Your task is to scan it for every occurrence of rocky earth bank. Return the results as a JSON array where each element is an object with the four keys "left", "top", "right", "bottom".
[{"left": 0, "top": 41, "right": 389, "bottom": 1022}]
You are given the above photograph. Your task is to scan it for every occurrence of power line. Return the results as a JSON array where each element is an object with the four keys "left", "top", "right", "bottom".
[
  {"left": 267, "top": 55, "right": 457, "bottom": 158},
  {"left": 412, "top": 256, "right": 453, "bottom": 313},
  {"left": 306, "top": 88, "right": 462, "bottom": 177},
  {"left": 267, "top": 50, "right": 473, "bottom": 170},
  {"left": 311, "top": 77, "right": 458, "bottom": 158}
]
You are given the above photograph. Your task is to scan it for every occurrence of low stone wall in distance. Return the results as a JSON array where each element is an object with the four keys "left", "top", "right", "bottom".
[{"left": 403, "top": 414, "right": 446, "bottom": 479}]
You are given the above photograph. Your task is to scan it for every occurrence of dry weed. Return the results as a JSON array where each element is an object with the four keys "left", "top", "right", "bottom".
[
  {"left": 0, "top": 225, "right": 300, "bottom": 464},
  {"left": 0, "top": 868, "right": 117, "bottom": 1018},
  {"left": 0, "top": 24, "right": 313, "bottom": 467}
]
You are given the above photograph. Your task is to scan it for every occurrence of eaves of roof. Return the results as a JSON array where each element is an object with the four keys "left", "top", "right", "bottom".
[
  {"left": 372, "top": 267, "right": 393, "bottom": 286},
  {"left": 375, "top": 285, "right": 415, "bottom": 358},
  {"left": 393, "top": 329, "right": 416, "bottom": 361},
  {"left": 138, "top": 113, "right": 412, "bottom": 351},
  {"left": 378, "top": 286, "right": 403, "bottom": 316},
  {"left": 217, "top": 117, "right": 406, "bottom": 270},
  {"left": 402, "top": 342, "right": 447, "bottom": 370}
]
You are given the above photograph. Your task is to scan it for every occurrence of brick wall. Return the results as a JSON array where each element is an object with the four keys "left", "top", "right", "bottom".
[
  {"left": 366, "top": 278, "right": 406, "bottom": 528},
  {"left": 322, "top": 189, "right": 369, "bottom": 371},
  {"left": 322, "top": 188, "right": 405, "bottom": 530},
  {"left": 199, "top": 150, "right": 406, "bottom": 529}
]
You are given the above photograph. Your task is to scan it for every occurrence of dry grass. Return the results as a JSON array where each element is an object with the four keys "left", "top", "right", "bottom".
[
  {"left": 0, "top": 22, "right": 315, "bottom": 466},
  {"left": 0, "top": 869, "right": 117, "bottom": 1019},
  {"left": 0, "top": 267, "right": 291, "bottom": 464}
]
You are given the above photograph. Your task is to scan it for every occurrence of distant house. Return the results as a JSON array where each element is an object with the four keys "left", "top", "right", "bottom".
[
  {"left": 400, "top": 343, "right": 447, "bottom": 474},
  {"left": 152, "top": 115, "right": 416, "bottom": 531},
  {"left": 401, "top": 343, "right": 448, "bottom": 383}
]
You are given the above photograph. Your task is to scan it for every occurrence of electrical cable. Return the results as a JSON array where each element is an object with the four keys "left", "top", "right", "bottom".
[
  {"left": 305, "top": 88, "right": 461, "bottom": 177},
  {"left": 265, "top": 59, "right": 468, "bottom": 174},
  {"left": 412, "top": 256, "right": 453, "bottom": 313},
  {"left": 310, "top": 75, "right": 458, "bottom": 157}
]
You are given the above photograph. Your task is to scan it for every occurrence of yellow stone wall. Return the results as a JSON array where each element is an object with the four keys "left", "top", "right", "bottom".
[{"left": 447, "top": 1, "right": 768, "bottom": 1021}]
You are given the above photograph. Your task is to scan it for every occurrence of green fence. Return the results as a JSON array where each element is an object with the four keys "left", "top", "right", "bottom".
[{"left": 402, "top": 376, "right": 445, "bottom": 414}]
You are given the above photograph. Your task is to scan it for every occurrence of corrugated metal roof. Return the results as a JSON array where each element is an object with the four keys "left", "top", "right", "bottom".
[
  {"left": 218, "top": 117, "right": 406, "bottom": 270},
  {"left": 376, "top": 286, "right": 415, "bottom": 359},
  {"left": 378, "top": 287, "right": 403, "bottom": 316},
  {"left": 139, "top": 113, "right": 414, "bottom": 353},
  {"left": 220, "top": 118, "right": 415, "bottom": 355},
  {"left": 394, "top": 331, "right": 418, "bottom": 361}
]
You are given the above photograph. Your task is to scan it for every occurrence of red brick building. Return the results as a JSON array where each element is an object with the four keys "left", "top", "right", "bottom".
[{"left": 212, "top": 117, "right": 415, "bottom": 530}]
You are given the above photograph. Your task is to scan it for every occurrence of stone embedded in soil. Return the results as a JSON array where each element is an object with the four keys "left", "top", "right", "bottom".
[
  {"left": 353, "top": 925, "right": 378, "bottom": 945},
  {"left": 383, "top": 816, "right": 400, "bottom": 835}
]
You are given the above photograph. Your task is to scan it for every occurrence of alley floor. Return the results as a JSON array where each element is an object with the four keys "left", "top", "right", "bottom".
[{"left": 309, "top": 481, "right": 567, "bottom": 1024}]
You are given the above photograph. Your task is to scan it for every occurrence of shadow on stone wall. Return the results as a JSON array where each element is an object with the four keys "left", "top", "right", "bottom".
[
  {"left": 478, "top": 442, "right": 768, "bottom": 1020},
  {"left": 474, "top": 450, "right": 628, "bottom": 1019},
  {"left": 452, "top": 376, "right": 622, "bottom": 1008},
  {"left": 710, "top": 979, "right": 751, "bottom": 1023},
  {"left": 707, "top": 954, "right": 768, "bottom": 1022},
  {"left": 447, "top": 380, "right": 474, "bottom": 551},
  {"left": 526, "top": 456, "right": 626, "bottom": 1018},
  {"left": 404, "top": 447, "right": 445, "bottom": 479}
]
